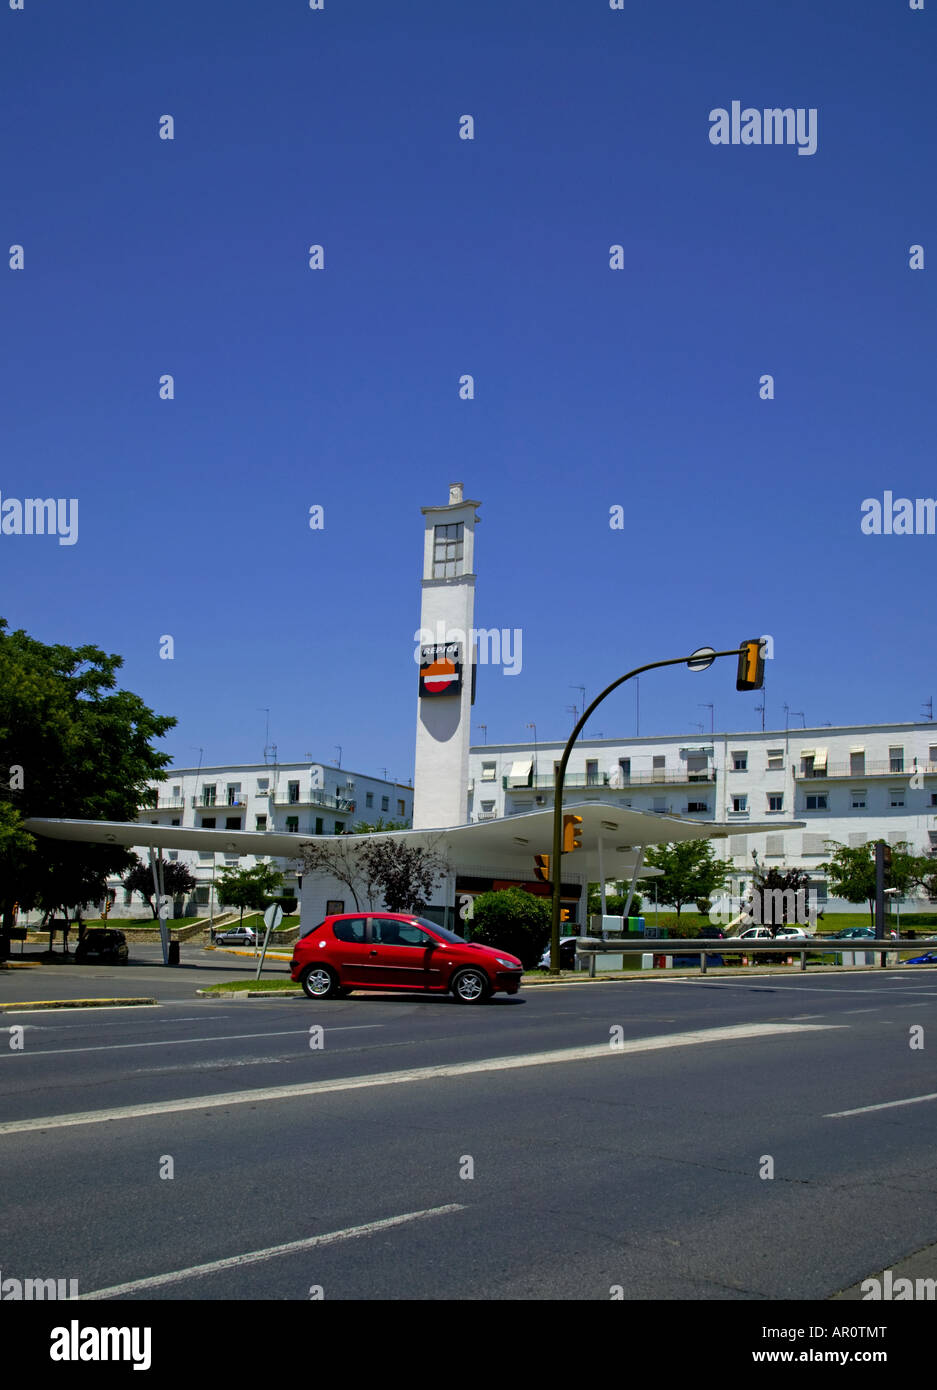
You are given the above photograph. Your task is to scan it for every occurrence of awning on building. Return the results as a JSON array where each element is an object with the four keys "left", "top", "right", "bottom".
[{"left": 507, "top": 757, "right": 533, "bottom": 787}]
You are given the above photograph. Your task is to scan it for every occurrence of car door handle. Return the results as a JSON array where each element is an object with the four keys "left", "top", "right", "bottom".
[{"left": 369, "top": 949, "right": 378, "bottom": 956}]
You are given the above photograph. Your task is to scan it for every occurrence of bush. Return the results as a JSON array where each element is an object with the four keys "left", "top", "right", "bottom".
[
  {"left": 468, "top": 888, "right": 551, "bottom": 969},
  {"left": 586, "top": 892, "right": 643, "bottom": 919}
]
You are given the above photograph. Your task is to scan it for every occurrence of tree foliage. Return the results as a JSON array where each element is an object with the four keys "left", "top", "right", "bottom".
[
  {"left": 639, "top": 841, "right": 726, "bottom": 919},
  {"left": 468, "top": 887, "right": 550, "bottom": 968},
  {"left": 0, "top": 618, "right": 175, "bottom": 950},
  {"left": 216, "top": 862, "right": 285, "bottom": 926},
  {"left": 821, "top": 840, "right": 927, "bottom": 925},
  {"left": 298, "top": 833, "right": 449, "bottom": 914},
  {"left": 122, "top": 855, "right": 197, "bottom": 918}
]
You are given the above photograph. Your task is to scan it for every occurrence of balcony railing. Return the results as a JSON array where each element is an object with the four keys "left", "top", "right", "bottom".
[
  {"left": 504, "top": 770, "right": 716, "bottom": 791},
  {"left": 794, "top": 761, "right": 937, "bottom": 780},
  {"left": 191, "top": 797, "right": 248, "bottom": 809},
  {"left": 139, "top": 796, "right": 185, "bottom": 810},
  {"left": 273, "top": 792, "right": 356, "bottom": 812}
]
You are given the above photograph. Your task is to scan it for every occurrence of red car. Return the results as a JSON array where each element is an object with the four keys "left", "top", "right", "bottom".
[{"left": 289, "top": 913, "right": 524, "bottom": 1004}]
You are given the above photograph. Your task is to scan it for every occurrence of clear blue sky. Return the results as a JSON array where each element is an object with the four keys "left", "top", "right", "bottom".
[{"left": 2, "top": 0, "right": 934, "bottom": 782}]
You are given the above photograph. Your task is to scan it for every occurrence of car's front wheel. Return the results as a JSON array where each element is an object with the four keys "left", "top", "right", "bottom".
[
  {"left": 451, "top": 968, "right": 491, "bottom": 1004},
  {"left": 301, "top": 965, "right": 343, "bottom": 1000}
]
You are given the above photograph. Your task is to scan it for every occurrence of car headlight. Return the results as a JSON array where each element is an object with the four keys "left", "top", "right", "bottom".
[{"left": 495, "top": 957, "right": 521, "bottom": 969}]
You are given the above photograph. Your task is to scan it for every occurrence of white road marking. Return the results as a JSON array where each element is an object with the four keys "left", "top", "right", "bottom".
[
  {"left": 0, "top": 1022, "right": 841, "bottom": 1137},
  {"left": 826, "top": 1092, "right": 937, "bottom": 1118},
  {"left": 0, "top": 1024, "right": 383, "bottom": 1061},
  {"left": 79, "top": 1205, "right": 467, "bottom": 1299}
]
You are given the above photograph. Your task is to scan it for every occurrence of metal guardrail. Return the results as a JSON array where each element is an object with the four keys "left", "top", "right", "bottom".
[{"left": 572, "top": 937, "right": 934, "bottom": 977}]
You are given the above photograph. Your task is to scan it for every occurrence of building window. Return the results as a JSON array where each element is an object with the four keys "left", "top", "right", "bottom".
[
  {"left": 480, "top": 800, "right": 495, "bottom": 813},
  {"left": 202, "top": 784, "right": 216, "bottom": 807},
  {"left": 766, "top": 749, "right": 784, "bottom": 771},
  {"left": 226, "top": 784, "right": 241, "bottom": 806},
  {"left": 257, "top": 777, "right": 269, "bottom": 791},
  {"left": 929, "top": 745, "right": 937, "bottom": 766},
  {"left": 171, "top": 818, "right": 180, "bottom": 826},
  {"left": 890, "top": 790, "right": 905, "bottom": 808},
  {"left": 889, "top": 746, "right": 904, "bottom": 773},
  {"left": 287, "top": 780, "right": 300, "bottom": 804},
  {"left": 850, "top": 751, "right": 865, "bottom": 776},
  {"left": 381, "top": 796, "right": 389, "bottom": 812},
  {"left": 255, "top": 815, "right": 267, "bottom": 831},
  {"left": 767, "top": 794, "right": 783, "bottom": 812},
  {"left": 198, "top": 850, "right": 213, "bottom": 862},
  {"left": 618, "top": 758, "right": 631, "bottom": 783},
  {"left": 803, "top": 834, "right": 826, "bottom": 854},
  {"left": 766, "top": 834, "right": 784, "bottom": 856},
  {"left": 851, "top": 791, "right": 867, "bottom": 809},
  {"left": 732, "top": 795, "right": 747, "bottom": 813},
  {"left": 433, "top": 522, "right": 464, "bottom": 579},
  {"left": 201, "top": 817, "right": 216, "bottom": 829},
  {"left": 732, "top": 752, "right": 748, "bottom": 771},
  {"left": 585, "top": 760, "right": 599, "bottom": 785},
  {"left": 225, "top": 817, "right": 241, "bottom": 830},
  {"left": 652, "top": 755, "right": 665, "bottom": 772},
  {"left": 397, "top": 799, "right": 406, "bottom": 816},
  {"left": 167, "top": 850, "right": 178, "bottom": 862},
  {"left": 315, "top": 817, "right": 323, "bottom": 834},
  {"left": 687, "top": 801, "right": 709, "bottom": 813},
  {"left": 286, "top": 816, "right": 299, "bottom": 833},
  {"left": 805, "top": 794, "right": 828, "bottom": 811},
  {"left": 366, "top": 791, "right": 374, "bottom": 808},
  {"left": 334, "top": 821, "right": 345, "bottom": 834},
  {"left": 931, "top": 793, "right": 937, "bottom": 808},
  {"left": 481, "top": 762, "right": 496, "bottom": 782}
]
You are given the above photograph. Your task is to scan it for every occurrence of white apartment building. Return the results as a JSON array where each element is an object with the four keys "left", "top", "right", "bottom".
[
  {"left": 106, "top": 761, "right": 413, "bottom": 920},
  {"left": 469, "top": 721, "right": 937, "bottom": 913}
]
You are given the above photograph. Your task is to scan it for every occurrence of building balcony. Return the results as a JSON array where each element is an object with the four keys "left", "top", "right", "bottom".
[
  {"left": 503, "top": 770, "right": 716, "bottom": 791},
  {"left": 139, "top": 796, "right": 185, "bottom": 810},
  {"left": 273, "top": 792, "right": 356, "bottom": 813},
  {"left": 191, "top": 796, "right": 248, "bottom": 809},
  {"left": 794, "top": 761, "right": 937, "bottom": 780}
]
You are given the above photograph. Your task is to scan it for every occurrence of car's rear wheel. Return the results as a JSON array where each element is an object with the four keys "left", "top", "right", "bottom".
[
  {"left": 451, "top": 968, "right": 490, "bottom": 1004},
  {"left": 301, "top": 965, "right": 342, "bottom": 1000}
]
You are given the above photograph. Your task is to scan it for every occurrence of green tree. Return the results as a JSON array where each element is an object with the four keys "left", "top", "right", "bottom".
[
  {"left": 821, "top": 840, "right": 922, "bottom": 926},
  {"left": 216, "top": 862, "right": 284, "bottom": 927},
  {"left": 122, "top": 855, "right": 197, "bottom": 918},
  {"left": 468, "top": 887, "right": 551, "bottom": 969},
  {"left": 0, "top": 619, "right": 175, "bottom": 955},
  {"left": 352, "top": 818, "right": 410, "bottom": 833},
  {"left": 639, "top": 841, "right": 726, "bottom": 920}
]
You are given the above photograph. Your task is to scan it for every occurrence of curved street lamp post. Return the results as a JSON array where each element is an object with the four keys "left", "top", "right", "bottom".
[{"left": 549, "top": 645, "right": 753, "bottom": 970}]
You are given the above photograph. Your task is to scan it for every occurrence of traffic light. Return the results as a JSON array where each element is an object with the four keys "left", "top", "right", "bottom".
[
  {"left": 534, "top": 853, "right": 551, "bottom": 882},
  {"left": 736, "top": 638, "right": 765, "bottom": 691},
  {"left": 563, "top": 814, "right": 583, "bottom": 853}
]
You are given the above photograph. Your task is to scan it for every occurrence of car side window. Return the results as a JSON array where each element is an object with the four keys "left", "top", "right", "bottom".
[
  {"left": 373, "top": 919, "right": 433, "bottom": 948},
  {"left": 332, "top": 917, "right": 367, "bottom": 943}
]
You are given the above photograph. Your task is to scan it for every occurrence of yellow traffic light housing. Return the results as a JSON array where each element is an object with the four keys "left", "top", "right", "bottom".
[
  {"left": 563, "top": 814, "right": 583, "bottom": 853},
  {"left": 736, "top": 638, "right": 765, "bottom": 691},
  {"left": 534, "top": 853, "right": 551, "bottom": 882}
]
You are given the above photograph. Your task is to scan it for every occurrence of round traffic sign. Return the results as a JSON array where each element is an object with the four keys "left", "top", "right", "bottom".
[{"left": 687, "top": 646, "right": 716, "bottom": 672}]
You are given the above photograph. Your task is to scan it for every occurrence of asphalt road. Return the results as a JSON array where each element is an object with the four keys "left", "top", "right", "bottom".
[{"left": 2, "top": 947, "right": 936, "bottom": 1302}]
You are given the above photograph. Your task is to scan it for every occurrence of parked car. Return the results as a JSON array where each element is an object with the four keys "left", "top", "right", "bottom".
[
  {"left": 904, "top": 952, "right": 937, "bottom": 965},
  {"left": 74, "top": 929, "right": 128, "bottom": 964},
  {"left": 824, "top": 927, "right": 876, "bottom": 940},
  {"left": 537, "top": 936, "right": 579, "bottom": 970},
  {"left": 214, "top": 926, "right": 257, "bottom": 946},
  {"left": 290, "top": 913, "right": 524, "bottom": 1004}
]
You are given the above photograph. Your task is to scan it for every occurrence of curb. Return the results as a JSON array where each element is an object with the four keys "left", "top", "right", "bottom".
[
  {"left": 197, "top": 988, "right": 303, "bottom": 999},
  {"left": 0, "top": 998, "right": 159, "bottom": 1012}
]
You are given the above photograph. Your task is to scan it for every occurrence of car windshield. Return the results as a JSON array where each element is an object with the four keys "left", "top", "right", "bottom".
[{"left": 411, "top": 917, "right": 467, "bottom": 945}]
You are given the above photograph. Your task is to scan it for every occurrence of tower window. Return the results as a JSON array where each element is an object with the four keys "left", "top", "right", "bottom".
[{"left": 433, "top": 523, "right": 464, "bottom": 578}]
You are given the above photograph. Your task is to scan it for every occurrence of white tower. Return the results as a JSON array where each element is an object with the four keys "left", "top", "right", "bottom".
[{"left": 412, "top": 483, "right": 481, "bottom": 829}]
